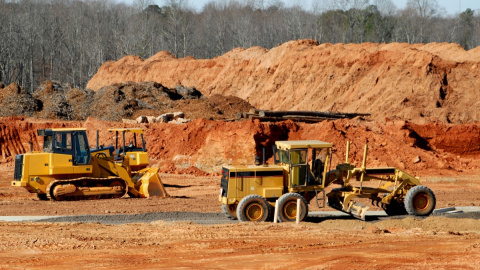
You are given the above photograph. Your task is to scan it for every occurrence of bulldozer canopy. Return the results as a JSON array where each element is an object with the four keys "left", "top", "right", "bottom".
[
  {"left": 108, "top": 128, "right": 144, "bottom": 134},
  {"left": 38, "top": 128, "right": 87, "bottom": 136},
  {"left": 275, "top": 140, "right": 332, "bottom": 150}
]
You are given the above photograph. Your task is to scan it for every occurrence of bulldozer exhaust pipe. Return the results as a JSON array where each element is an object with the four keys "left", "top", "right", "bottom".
[{"left": 263, "top": 147, "right": 267, "bottom": 166}]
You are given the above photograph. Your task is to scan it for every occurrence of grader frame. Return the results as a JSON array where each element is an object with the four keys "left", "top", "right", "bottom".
[{"left": 219, "top": 140, "right": 436, "bottom": 222}]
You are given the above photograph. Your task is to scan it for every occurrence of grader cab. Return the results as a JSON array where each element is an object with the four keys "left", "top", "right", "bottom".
[
  {"left": 219, "top": 140, "right": 436, "bottom": 222},
  {"left": 220, "top": 140, "right": 334, "bottom": 222}
]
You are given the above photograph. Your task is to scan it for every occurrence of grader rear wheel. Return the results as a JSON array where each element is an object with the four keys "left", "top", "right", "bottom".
[
  {"left": 404, "top": 185, "right": 436, "bottom": 216},
  {"left": 236, "top": 195, "right": 269, "bottom": 222},
  {"left": 221, "top": 204, "right": 238, "bottom": 220},
  {"left": 36, "top": 193, "right": 48, "bottom": 201}
]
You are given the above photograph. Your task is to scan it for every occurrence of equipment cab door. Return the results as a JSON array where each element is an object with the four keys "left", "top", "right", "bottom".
[
  {"left": 290, "top": 149, "right": 308, "bottom": 187},
  {"left": 72, "top": 131, "right": 92, "bottom": 174},
  {"left": 73, "top": 131, "right": 91, "bottom": 165}
]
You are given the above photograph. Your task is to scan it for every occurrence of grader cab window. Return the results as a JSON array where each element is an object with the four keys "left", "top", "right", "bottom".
[
  {"left": 290, "top": 150, "right": 307, "bottom": 165},
  {"left": 311, "top": 148, "right": 327, "bottom": 179},
  {"left": 274, "top": 149, "right": 290, "bottom": 165}
]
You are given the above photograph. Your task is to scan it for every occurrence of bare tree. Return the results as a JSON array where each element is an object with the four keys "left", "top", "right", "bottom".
[
  {"left": 406, "top": 0, "right": 440, "bottom": 42},
  {"left": 0, "top": 0, "right": 479, "bottom": 92}
]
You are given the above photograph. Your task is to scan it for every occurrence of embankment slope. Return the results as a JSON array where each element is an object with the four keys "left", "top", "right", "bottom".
[{"left": 87, "top": 40, "right": 480, "bottom": 124}]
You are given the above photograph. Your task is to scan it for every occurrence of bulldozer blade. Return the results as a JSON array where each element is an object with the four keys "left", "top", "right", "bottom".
[
  {"left": 347, "top": 202, "right": 369, "bottom": 220},
  {"left": 133, "top": 168, "right": 168, "bottom": 198}
]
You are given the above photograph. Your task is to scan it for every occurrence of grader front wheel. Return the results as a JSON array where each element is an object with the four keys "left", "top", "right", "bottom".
[{"left": 404, "top": 185, "right": 436, "bottom": 216}]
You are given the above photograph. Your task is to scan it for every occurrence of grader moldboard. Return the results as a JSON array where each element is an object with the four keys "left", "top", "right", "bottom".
[
  {"left": 11, "top": 128, "right": 167, "bottom": 200},
  {"left": 219, "top": 140, "right": 436, "bottom": 222}
]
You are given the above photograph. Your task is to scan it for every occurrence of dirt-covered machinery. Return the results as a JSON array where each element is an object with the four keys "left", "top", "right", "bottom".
[
  {"left": 11, "top": 128, "right": 167, "bottom": 200},
  {"left": 219, "top": 140, "right": 436, "bottom": 222}
]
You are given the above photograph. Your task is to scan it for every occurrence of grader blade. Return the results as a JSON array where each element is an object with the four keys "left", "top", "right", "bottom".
[
  {"left": 133, "top": 168, "right": 168, "bottom": 198},
  {"left": 327, "top": 191, "right": 369, "bottom": 220},
  {"left": 346, "top": 202, "right": 368, "bottom": 220}
]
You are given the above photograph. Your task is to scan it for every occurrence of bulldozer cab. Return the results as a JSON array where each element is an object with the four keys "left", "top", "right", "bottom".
[
  {"left": 273, "top": 140, "right": 332, "bottom": 188},
  {"left": 39, "top": 128, "right": 91, "bottom": 166}
]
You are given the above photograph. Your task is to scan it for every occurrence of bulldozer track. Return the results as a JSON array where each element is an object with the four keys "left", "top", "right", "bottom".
[{"left": 46, "top": 177, "right": 128, "bottom": 201}]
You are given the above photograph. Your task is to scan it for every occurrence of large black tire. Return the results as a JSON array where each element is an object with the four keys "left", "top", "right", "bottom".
[
  {"left": 266, "top": 203, "right": 275, "bottom": 221},
  {"left": 36, "top": 193, "right": 49, "bottom": 201},
  {"left": 382, "top": 194, "right": 407, "bottom": 216},
  {"left": 404, "top": 185, "right": 436, "bottom": 216},
  {"left": 236, "top": 195, "right": 270, "bottom": 222},
  {"left": 277, "top": 193, "right": 308, "bottom": 222},
  {"left": 221, "top": 204, "right": 238, "bottom": 220}
]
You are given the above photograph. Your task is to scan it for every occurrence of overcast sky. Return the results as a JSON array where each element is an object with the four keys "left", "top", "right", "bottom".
[{"left": 120, "top": 0, "right": 480, "bottom": 15}]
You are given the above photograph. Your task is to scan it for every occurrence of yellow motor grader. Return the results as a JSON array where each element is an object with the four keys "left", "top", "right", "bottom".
[
  {"left": 219, "top": 140, "right": 436, "bottom": 222},
  {"left": 11, "top": 128, "right": 167, "bottom": 200}
]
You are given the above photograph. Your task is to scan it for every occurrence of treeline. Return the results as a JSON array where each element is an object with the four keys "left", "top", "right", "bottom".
[{"left": 0, "top": 0, "right": 479, "bottom": 92}]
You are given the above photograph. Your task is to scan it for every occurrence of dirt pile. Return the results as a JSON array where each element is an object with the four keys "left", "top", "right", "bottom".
[
  {"left": 90, "top": 82, "right": 254, "bottom": 121},
  {"left": 0, "top": 83, "right": 41, "bottom": 117},
  {"left": 33, "top": 81, "right": 95, "bottom": 120},
  {"left": 0, "top": 81, "right": 254, "bottom": 121},
  {"left": 87, "top": 40, "right": 480, "bottom": 124},
  {"left": 3, "top": 117, "right": 480, "bottom": 175}
]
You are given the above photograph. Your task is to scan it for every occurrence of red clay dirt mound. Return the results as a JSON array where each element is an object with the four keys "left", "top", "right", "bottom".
[
  {"left": 3, "top": 117, "right": 480, "bottom": 175},
  {"left": 87, "top": 40, "right": 480, "bottom": 124}
]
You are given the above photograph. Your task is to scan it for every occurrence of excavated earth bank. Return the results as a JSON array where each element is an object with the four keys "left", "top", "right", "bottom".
[
  {"left": 2, "top": 117, "right": 480, "bottom": 175},
  {"left": 88, "top": 40, "right": 480, "bottom": 124}
]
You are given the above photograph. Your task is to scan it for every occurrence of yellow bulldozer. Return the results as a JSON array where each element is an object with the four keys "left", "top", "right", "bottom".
[
  {"left": 11, "top": 128, "right": 167, "bottom": 200},
  {"left": 219, "top": 140, "right": 436, "bottom": 222}
]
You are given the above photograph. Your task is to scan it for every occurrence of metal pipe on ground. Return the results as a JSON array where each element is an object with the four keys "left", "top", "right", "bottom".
[
  {"left": 274, "top": 200, "right": 279, "bottom": 224},
  {"left": 296, "top": 199, "right": 301, "bottom": 224}
]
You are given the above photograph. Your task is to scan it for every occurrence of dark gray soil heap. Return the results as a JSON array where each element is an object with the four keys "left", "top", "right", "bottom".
[{"left": 0, "top": 81, "right": 254, "bottom": 121}]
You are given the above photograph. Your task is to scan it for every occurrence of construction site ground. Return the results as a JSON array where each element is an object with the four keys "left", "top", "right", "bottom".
[
  {"left": 1, "top": 163, "right": 480, "bottom": 269},
  {"left": 3, "top": 40, "right": 480, "bottom": 268}
]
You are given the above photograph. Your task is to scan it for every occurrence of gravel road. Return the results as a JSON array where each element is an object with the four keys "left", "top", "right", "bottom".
[{"left": 26, "top": 210, "right": 480, "bottom": 225}]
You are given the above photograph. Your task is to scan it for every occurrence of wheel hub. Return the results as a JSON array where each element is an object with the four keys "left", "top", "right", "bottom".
[
  {"left": 246, "top": 203, "right": 263, "bottom": 221},
  {"left": 284, "top": 201, "right": 297, "bottom": 219},
  {"left": 413, "top": 193, "right": 429, "bottom": 210}
]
